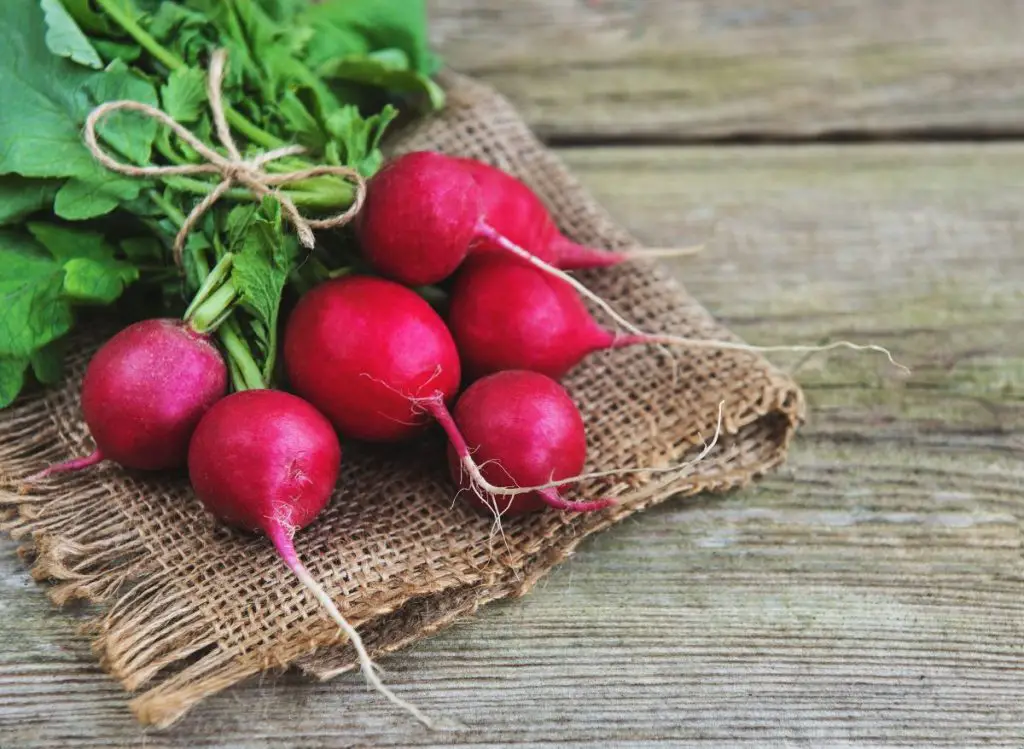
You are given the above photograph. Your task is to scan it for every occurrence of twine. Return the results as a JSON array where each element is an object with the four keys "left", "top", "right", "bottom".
[{"left": 83, "top": 49, "right": 366, "bottom": 266}]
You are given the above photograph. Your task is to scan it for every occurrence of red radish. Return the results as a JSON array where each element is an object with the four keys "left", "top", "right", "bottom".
[
  {"left": 356, "top": 152, "right": 483, "bottom": 286},
  {"left": 283, "top": 275, "right": 462, "bottom": 443},
  {"left": 448, "top": 254, "right": 908, "bottom": 381},
  {"left": 28, "top": 319, "right": 227, "bottom": 480},
  {"left": 187, "top": 389, "right": 441, "bottom": 728},
  {"left": 188, "top": 390, "right": 340, "bottom": 545},
  {"left": 282, "top": 275, "right": 613, "bottom": 519},
  {"left": 454, "top": 156, "right": 699, "bottom": 270},
  {"left": 354, "top": 151, "right": 647, "bottom": 337},
  {"left": 444, "top": 370, "right": 614, "bottom": 516}
]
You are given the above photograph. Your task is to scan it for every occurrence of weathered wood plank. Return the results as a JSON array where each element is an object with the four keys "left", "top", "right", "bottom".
[
  {"left": 2, "top": 144, "right": 1022, "bottom": 747},
  {"left": 429, "top": 0, "right": 1024, "bottom": 139}
]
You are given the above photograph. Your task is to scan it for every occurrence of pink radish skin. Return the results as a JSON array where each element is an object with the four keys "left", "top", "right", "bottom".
[
  {"left": 444, "top": 371, "right": 614, "bottom": 516},
  {"left": 447, "top": 255, "right": 615, "bottom": 380},
  {"left": 448, "top": 254, "right": 908, "bottom": 381},
  {"left": 356, "top": 152, "right": 483, "bottom": 286},
  {"left": 454, "top": 156, "right": 629, "bottom": 270},
  {"left": 187, "top": 389, "right": 441, "bottom": 728},
  {"left": 283, "top": 275, "right": 462, "bottom": 443},
  {"left": 187, "top": 390, "right": 341, "bottom": 536},
  {"left": 31, "top": 319, "right": 227, "bottom": 479}
]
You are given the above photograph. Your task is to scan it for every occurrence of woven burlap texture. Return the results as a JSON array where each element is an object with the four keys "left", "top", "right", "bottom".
[{"left": 0, "top": 72, "right": 804, "bottom": 729}]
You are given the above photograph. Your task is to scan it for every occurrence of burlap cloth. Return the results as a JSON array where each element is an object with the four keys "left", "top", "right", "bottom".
[{"left": 0, "top": 73, "right": 804, "bottom": 729}]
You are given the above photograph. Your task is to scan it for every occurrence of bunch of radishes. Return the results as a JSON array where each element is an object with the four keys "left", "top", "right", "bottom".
[{"left": 26, "top": 151, "right": 901, "bottom": 727}]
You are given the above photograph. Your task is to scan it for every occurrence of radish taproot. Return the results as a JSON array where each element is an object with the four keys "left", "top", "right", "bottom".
[
  {"left": 28, "top": 319, "right": 228, "bottom": 480},
  {"left": 354, "top": 151, "right": 646, "bottom": 337},
  {"left": 448, "top": 254, "right": 908, "bottom": 381},
  {"left": 187, "top": 389, "right": 443, "bottom": 728},
  {"left": 444, "top": 370, "right": 615, "bottom": 517},
  {"left": 454, "top": 156, "right": 700, "bottom": 270}
]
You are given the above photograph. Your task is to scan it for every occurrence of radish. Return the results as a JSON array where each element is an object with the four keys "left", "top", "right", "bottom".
[
  {"left": 355, "top": 152, "right": 485, "bottom": 285},
  {"left": 283, "top": 275, "right": 462, "bottom": 443},
  {"left": 187, "top": 389, "right": 443, "bottom": 729},
  {"left": 454, "top": 156, "right": 699, "bottom": 270},
  {"left": 444, "top": 370, "right": 615, "bottom": 517},
  {"left": 282, "top": 276, "right": 620, "bottom": 518},
  {"left": 28, "top": 319, "right": 227, "bottom": 480},
  {"left": 447, "top": 254, "right": 908, "bottom": 381},
  {"left": 354, "top": 151, "right": 647, "bottom": 337},
  {"left": 281, "top": 275, "right": 721, "bottom": 523}
]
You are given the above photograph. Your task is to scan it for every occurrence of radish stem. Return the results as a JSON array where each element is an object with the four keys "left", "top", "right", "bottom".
[{"left": 218, "top": 321, "right": 266, "bottom": 391}]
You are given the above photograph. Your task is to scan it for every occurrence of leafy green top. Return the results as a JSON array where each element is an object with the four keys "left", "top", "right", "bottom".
[{"left": 0, "top": 0, "right": 443, "bottom": 406}]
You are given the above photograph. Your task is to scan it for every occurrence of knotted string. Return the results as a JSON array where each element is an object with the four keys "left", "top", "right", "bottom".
[{"left": 83, "top": 49, "right": 366, "bottom": 267}]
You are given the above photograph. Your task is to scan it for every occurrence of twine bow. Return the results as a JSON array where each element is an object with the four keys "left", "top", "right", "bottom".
[{"left": 84, "top": 49, "right": 366, "bottom": 266}]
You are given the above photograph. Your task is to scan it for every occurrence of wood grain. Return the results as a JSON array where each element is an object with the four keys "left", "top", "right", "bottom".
[
  {"left": 2, "top": 144, "right": 1021, "bottom": 747},
  {"left": 428, "top": 0, "right": 1024, "bottom": 139}
]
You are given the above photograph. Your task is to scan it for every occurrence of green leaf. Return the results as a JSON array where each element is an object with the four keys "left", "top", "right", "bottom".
[
  {"left": 162, "top": 66, "right": 207, "bottom": 123},
  {"left": 26, "top": 222, "right": 139, "bottom": 303},
  {"left": 40, "top": 0, "right": 103, "bottom": 69},
  {"left": 229, "top": 199, "right": 299, "bottom": 379},
  {"left": 54, "top": 172, "right": 146, "bottom": 220},
  {"left": 276, "top": 90, "right": 326, "bottom": 149},
  {"left": 320, "top": 55, "right": 445, "bottom": 111},
  {"left": 0, "top": 230, "right": 71, "bottom": 358},
  {"left": 27, "top": 221, "right": 117, "bottom": 262},
  {"left": 0, "top": 357, "right": 30, "bottom": 409},
  {"left": 85, "top": 59, "right": 159, "bottom": 166},
  {"left": 120, "top": 236, "right": 165, "bottom": 264},
  {"left": 0, "top": 2, "right": 157, "bottom": 219},
  {"left": 0, "top": 177, "right": 59, "bottom": 226},
  {"left": 92, "top": 39, "right": 141, "bottom": 62},
  {"left": 0, "top": 1, "right": 96, "bottom": 179},
  {"left": 148, "top": 3, "right": 214, "bottom": 69},
  {"left": 62, "top": 257, "right": 138, "bottom": 303},
  {"left": 60, "top": 0, "right": 114, "bottom": 34},
  {"left": 325, "top": 104, "right": 398, "bottom": 177},
  {"left": 30, "top": 338, "right": 65, "bottom": 385},
  {"left": 302, "top": 0, "right": 440, "bottom": 75}
]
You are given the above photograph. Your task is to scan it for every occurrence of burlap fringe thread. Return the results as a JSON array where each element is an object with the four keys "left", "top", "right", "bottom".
[{"left": 0, "top": 73, "right": 804, "bottom": 729}]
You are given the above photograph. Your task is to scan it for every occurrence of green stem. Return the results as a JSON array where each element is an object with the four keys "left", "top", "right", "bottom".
[
  {"left": 163, "top": 176, "right": 350, "bottom": 209},
  {"left": 146, "top": 189, "right": 188, "bottom": 228},
  {"left": 226, "top": 357, "right": 246, "bottom": 393},
  {"left": 155, "top": 130, "right": 188, "bottom": 166},
  {"left": 188, "top": 282, "right": 238, "bottom": 334},
  {"left": 219, "top": 321, "right": 266, "bottom": 390},
  {"left": 94, "top": 0, "right": 182, "bottom": 71},
  {"left": 192, "top": 249, "right": 211, "bottom": 281},
  {"left": 223, "top": 106, "right": 283, "bottom": 150},
  {"left": 184, "top": 252, "right": 234, "bottom": 322}
]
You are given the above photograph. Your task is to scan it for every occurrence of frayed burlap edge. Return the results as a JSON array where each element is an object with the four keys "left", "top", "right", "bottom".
[{"left": 0, "top": 71, "right": 804, "bottom": 729}]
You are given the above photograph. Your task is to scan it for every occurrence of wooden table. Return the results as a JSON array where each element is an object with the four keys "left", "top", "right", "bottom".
[{"left": 3, "top": 2, "right": 1022, "bottom": 746}]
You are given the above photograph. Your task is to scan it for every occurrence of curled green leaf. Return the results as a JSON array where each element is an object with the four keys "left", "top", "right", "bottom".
[{"left": 40, "top": 0, "right": 104, "bottom": 69}]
